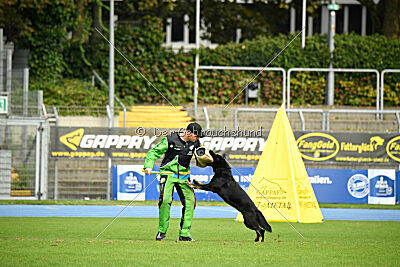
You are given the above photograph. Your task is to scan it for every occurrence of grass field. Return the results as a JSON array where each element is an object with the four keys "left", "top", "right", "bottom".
[
  {"left": 0, "top": 217, "right": 399, "bottom": 266},
  {"left": 1, "top": 200, "right": 399, "bottom": 209}
]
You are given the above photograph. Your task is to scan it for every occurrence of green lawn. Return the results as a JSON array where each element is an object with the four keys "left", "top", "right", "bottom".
[
  {"left": 0, "top": 217, "right": 399, "bottom": 266},
  {"left": 0, "top": 200, "right": 399, "bottom": 209}
]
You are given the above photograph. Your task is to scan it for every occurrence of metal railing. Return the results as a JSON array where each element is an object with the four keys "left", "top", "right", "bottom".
[
  {"left": 203, "top": 107, "right": 210, "bottom": 130},
  {"left": 194, "top": 65, "right": 286, "bottom": 117},
  {"left": 42, "top": 68, "right": 399, "bottom": 131},
  {"left": 286, "top": 68, "right": 380, "bottom": 116},
  {"left": 0, "top": 117, "right": 49, "bottom": 199},
  {"left": 52, "top": 106, "right": 109, "bottom": 116},
  {"left": 106, "top": 104, "right": 112, "bottom": 128},
  {"left": 92, "top": 70, "right": 127, "bottom": 127},
  {"left": 381, "top": 69, "right": 400, "bottom": 112},
  {"left": 114, "top": 96, "right": 126, "bottom": 128},
  {"left": 52, "top": 107, "right": 59, "bottom": 125},
  {"left": 326, "top": 109, "right": 400, "bottom": 132},
  {"left": 233, "top": 107, "right": 400, "bottom": 132},
  {"left": 193, "top": 67, "right": 394, "bottom": 120},
  {"left": 41, "top": 104, "right": 47, "bottom": 119},
  {"left": 234, "top": 107, "right": 324, "bottom": 130}
]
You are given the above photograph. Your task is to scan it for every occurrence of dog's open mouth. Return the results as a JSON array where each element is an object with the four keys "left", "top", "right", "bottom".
[{"left": 195, "top": 147, "right": 214, "bottom": 167}]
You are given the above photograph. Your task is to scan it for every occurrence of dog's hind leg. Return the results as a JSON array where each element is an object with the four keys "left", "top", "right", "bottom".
[
  {"left": 256, "top": 210, "right": 272, "bottom": 233},
  {"left": 255, "top": 230, "right": 265, "bottom": 242},
  {"left": 243, "top": 214, "right": 262, "bottom": 242},
  {"left": 255, "top": 231, "right": 260, "bottom": 242},
  {"left": 260, "top": 229, "right": 265, "bottom": 242}
]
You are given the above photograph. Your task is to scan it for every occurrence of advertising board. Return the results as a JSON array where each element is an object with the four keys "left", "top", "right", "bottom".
[
  {"left": 112, "top": 166, "right": 399, "bottom": 204},
  {"left": 50, "top": 127, "right": 400, "bottom": 165}
]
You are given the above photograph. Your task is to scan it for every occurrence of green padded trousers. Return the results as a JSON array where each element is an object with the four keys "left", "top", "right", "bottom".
[{"left": 158, "top": 175, "right": 196, "bottom": 237}]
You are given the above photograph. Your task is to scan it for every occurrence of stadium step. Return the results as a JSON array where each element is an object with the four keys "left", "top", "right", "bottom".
[
  {"left": 193, "top": 106, "right": 400, "bottom": 132},
  {"left": 10, "top": 167, "right": 33, "bottom": 197},
  {"left": 48, "top": 159, "right": 108, "bottom": 200},
  {"left": 118, "top": 105, "right": 193, "bottom": 128}
]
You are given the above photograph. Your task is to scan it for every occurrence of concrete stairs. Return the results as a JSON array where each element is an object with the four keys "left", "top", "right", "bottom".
[
  {"left": 118, "top": 105, "right": 193, "bottom": 128},
  {"left": 48, "top": 159, "right": 108, "bottom": 200},
  {"left": 48, "top": 158, "right": 145, "bottom": 200},
  {"left": 10, "top": 167, "right": 32, "bottom": 197},
  {"left": 192, "top": 105, "right": 400, "bottom": 132}
]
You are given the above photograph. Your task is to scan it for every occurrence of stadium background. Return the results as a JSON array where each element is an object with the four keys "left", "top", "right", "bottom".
[{"left": 0, "top": 0, "right": 399, "bottom": 203}]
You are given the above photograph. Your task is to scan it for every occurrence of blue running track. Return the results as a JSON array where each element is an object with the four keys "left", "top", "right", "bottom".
[{"left": 0, "top": 205, "right": 399, "bottom": 221}]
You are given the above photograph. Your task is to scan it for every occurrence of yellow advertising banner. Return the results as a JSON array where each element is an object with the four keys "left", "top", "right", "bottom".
[
  {"left": 237, "top": 107, "right": 323, "bottom": 223},
  {"left": 50, "top": 126, "right": 400, "bottom": 164}
]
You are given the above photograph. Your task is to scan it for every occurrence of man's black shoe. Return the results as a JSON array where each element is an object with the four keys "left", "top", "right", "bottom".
[
  {"left": 178, "top": 236, "right": 195, "bottom": 242},
  {"left": 156, "top": 232, "right": 166, "bottom": 241}
]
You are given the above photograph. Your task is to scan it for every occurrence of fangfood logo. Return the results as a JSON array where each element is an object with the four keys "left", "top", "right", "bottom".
[
  {"left": 386, "top": 136, "right": 400, "bottom": 162},
  {"left": 297, "top": 133, "right": 339, "bottom": 161}
]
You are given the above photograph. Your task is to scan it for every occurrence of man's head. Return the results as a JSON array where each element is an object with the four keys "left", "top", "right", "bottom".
[{"left": 185, "top": 122, "right": 204, "bottom": 141}]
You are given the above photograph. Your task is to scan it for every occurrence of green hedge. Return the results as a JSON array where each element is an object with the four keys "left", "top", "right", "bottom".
[
  {"left": 31, "top": 29, "right": 400, "bottom": 107},
  {"left": 333, "top": 34, "right": 400, "bottom": 70},
  {"left": 199, "top": 34, "right": 331, "bottom": 68},
  {"left": 196, "top": 33, "right": 399, "bottom": 106},
  {"left": 83, "top": 17, "right": 195, "bottom": 105},
  {"left": 31, "top": 78, "right": 108, "bottom": 107}
]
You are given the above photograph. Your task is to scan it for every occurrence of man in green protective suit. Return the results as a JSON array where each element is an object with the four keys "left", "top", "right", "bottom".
[{"left": 144, "top": 123, "right": 204, "bottom": 241}]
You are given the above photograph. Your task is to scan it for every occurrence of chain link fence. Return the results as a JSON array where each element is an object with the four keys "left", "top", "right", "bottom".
[
  {"left": 1, "top": 32, "right": 47, "bottom": 199},
  {"left": 0, "top": 124, "right": 39, "bottom": 197}
]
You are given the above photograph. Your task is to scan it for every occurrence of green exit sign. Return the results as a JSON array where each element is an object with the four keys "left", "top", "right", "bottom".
[
  {"left": 328, "top": 4, "right": 340, "bottom": 11},
  {"left": 0, "top": 96, "right": 8, "bottom": 114}
]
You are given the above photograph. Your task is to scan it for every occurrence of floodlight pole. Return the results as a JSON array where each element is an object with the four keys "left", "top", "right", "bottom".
[
  {"left": 301, "top": 0, "right": 306, "bottom": 48},
  {"left": 0, "top": 28, "right": 3, "bottom": 92},
  {"left": 194, "top": 0, "right": 200, "bottom": 117},
  {"left": 326, "top": 0, "right": 336, "bottom": 106},
  {"left": 109, "top": 0, "right": 115, "bottom": 127},
  {"left": 107, "top": 0, "right": 115, "bottom": 201}
]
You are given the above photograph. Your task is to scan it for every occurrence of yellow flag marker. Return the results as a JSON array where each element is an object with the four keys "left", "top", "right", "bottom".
[{"left": 237, "top": 107, "right": 323, "bottom": 223}]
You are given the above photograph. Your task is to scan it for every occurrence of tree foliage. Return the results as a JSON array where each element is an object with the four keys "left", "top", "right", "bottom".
[
  {"left": 0, "top": 0, "right": 92, "bottom": 81},
  {"left": 359, "top": 0, "right": 400, "bottom": 39},
  {"left": 1, "top": 0, "right": 399, "bottom": 109}
]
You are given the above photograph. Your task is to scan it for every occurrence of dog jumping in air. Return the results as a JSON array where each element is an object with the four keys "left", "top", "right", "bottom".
[{"left": 188, "top": 148, "right": 272, "bottom": 242}]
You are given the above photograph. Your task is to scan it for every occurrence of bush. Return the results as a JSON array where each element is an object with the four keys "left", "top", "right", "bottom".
[
  {"left": 30, "top": 78, "right": 108, "bottom": 107},
  {"left": 34, "top": 27, "right": 400, "bottom": 107},
  {"left": 200, "top": 34, "right": 331, "bottom": 69}
]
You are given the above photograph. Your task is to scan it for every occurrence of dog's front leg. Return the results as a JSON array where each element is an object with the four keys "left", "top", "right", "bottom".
[
  {"left": 193, "top": 179, "right": 206, "bottom": 186},
  {"left": 186, "top": 180, "right": 210, "bottom": 191},
  {"left": 186, "top": 180, "right": 202, "bottom": 189}
]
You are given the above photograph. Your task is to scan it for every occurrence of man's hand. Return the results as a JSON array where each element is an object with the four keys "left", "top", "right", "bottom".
[{"left": 144, "top": 168, "right": 152, "bottom": 175}]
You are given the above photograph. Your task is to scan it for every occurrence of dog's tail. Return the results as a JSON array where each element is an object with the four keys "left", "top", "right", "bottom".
[{"left": 256, "top": 209, "right": 272, "bottom": 232}]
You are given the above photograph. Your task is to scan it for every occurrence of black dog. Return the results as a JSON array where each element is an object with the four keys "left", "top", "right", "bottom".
[{"left": 188, "top": 150, "right": 272, "bottom": 242}]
